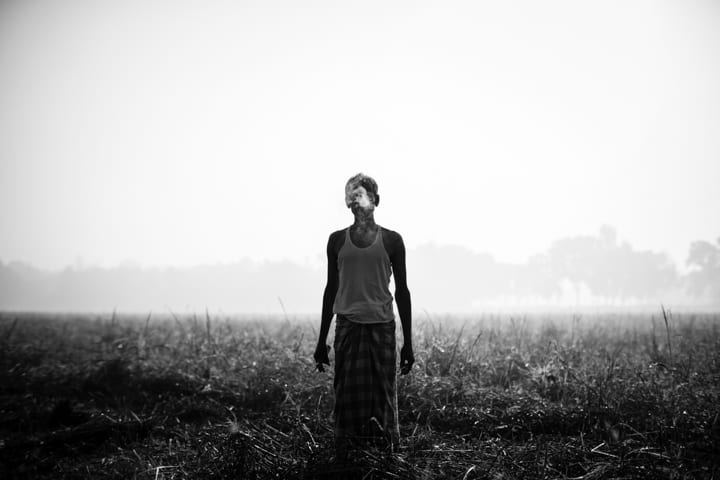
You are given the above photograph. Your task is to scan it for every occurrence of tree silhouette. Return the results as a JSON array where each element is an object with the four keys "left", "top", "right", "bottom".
[
  {"left": 411, "top": 244, "right": 504, "bottom": 311},
  {"left": 546, "top": 226, "right": 678, "bottom": 302},
  {"left": 686, "top": 237, "right": 720, "bottom": 300},
  {"left": 512, "top": 253, "right": 561, "bottom": 298}
]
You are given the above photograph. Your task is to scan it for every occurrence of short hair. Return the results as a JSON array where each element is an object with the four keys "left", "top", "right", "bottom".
[{"left": 345, "top": 173, "right": 379, "bottom": 200}]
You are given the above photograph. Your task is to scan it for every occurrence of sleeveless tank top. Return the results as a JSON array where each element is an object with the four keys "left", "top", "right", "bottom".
[{"left": 333, "top": 226, "right": 395, "bottom": 324}]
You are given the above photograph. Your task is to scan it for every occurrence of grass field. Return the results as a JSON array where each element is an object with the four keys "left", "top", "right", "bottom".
[{"left": 0, "top": 310, "right": 718, "bottom": 479}]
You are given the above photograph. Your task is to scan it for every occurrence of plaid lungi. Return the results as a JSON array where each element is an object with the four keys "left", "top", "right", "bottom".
[{"left": 333, "top": 315, "right": 400, "bottom": 450}]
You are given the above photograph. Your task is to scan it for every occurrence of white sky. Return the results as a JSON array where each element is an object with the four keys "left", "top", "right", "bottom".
[{"left": 1, "top": 0, "right": 719, "bottom": 271}]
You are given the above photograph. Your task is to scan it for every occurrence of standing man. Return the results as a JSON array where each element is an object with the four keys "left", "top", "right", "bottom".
[{"left": 314, "top": 173, "right": 414, "bottom": 454}]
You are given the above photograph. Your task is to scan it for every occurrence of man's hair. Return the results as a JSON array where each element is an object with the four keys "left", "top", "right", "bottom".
[{"left": 345, "top": 173, "right": 379, "bottom": 201}]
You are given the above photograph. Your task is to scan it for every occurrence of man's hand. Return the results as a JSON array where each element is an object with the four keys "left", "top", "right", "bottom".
[
  {"left": 400, "top": 344, "right": 414, "bottom": 375},
  {"left": 313, "top": 343, "right": 331, "bottom": 372}
]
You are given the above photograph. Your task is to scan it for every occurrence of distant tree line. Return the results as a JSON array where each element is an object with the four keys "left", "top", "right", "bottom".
[
  {"left": 1, "top": 227, "right": 718, "bottom": 312},
  {"left": 0, "top": 260, "right": 324, "bottom": 313},
  {"left": 411, "top": 226, "right": 718, "bottom": 310}
]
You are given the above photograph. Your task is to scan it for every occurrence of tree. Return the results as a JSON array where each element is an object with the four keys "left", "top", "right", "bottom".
[
  {"left": 546, "top": 226, "right": 678, "bottom": 302},
  {"left": 686, "top": 237, "right": 720, "bottom": 300}
]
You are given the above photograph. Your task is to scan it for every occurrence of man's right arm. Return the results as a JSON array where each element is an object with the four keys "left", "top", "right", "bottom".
[{"left": 314, "top": 231, "right": 341, "bottom": 371}]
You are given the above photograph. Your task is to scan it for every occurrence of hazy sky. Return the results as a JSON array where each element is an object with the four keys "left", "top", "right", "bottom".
[{"left": 1, "top": 0, "right": 719, "bottom": 271}]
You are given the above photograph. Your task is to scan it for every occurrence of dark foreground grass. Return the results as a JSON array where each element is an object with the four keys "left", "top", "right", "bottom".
[{"left": 0, "top": 310, "right": 718, "bottom": 479}]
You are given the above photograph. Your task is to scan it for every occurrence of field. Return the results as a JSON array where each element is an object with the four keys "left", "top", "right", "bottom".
[{"left": 0, "top": 310, "right": 718, "bottom": 479}]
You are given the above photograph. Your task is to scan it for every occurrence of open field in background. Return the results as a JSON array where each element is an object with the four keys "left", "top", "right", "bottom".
[{"left": 0, "top": 310, "right": 718, "bottom": 479}]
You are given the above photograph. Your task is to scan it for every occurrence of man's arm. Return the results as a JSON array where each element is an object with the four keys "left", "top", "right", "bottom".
[
  {"left": 388, "top": 230, "right": 413, "bottom": 374},
  {"left": 314, "top": 231, "right": 341, "bottom": 371}
]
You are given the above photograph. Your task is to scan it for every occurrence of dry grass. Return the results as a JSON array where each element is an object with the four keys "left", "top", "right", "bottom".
[{"left": 0, "top": 310, "right": 719, "bottom": 479}]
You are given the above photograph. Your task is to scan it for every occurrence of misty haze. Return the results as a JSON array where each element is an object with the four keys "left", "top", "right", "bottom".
[{"left": 2, "top": 226, "right": 718, "bottom": 313}]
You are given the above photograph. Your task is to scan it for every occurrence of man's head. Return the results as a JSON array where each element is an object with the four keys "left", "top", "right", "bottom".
[{"left": 345, "top": 173, "right": 380, "bottom": 211}]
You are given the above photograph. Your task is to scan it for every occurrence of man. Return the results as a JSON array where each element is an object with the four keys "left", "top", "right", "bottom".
[{"left": 314, "top": 173, "right": 414, "bottom": 454}]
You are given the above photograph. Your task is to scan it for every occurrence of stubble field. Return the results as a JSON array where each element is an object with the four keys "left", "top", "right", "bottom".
[{"left": 0, "top": 310, "right": 718, "bottom": 479}]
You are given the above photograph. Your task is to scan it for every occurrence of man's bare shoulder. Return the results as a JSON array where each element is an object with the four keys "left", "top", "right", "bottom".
[
  {"left": 327, "top": 228, "right": 347, "bottom": 254},
  {"left": 381, "top": 227, "right": 405, "bottom": 254},
  {"left": 381, "top": 227, "right": 403, "bottom": 241},
  {"left": 330, "top": 227, "right": 347, "bottom": 238}
]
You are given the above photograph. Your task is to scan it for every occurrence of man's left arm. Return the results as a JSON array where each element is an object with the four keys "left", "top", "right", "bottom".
[{"left": 389, "top": 232, "right": 413, "bottom": 375}]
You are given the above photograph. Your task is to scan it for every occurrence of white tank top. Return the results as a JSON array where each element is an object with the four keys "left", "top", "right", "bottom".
[{"left": 333, "top": 226, "right": 395, "bottom": 324}]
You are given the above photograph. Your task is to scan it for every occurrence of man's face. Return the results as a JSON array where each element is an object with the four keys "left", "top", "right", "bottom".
[{"left": 345, "top": 184, "right": 375, "bottom": 212}]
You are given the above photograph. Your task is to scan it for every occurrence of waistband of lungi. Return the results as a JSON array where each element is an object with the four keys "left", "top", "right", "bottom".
[{"left": 337, "top": 314, "right": 396, "bottom": 327}]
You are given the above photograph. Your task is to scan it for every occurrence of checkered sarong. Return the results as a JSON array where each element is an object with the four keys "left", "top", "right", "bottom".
[{"left": 333, "top": 315, "right": 399, "bottom": 450}]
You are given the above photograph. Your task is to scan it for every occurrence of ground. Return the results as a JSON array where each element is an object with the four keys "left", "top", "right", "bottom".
[{"left": 0, "top": 311, "right": 718, "bottom": 479}]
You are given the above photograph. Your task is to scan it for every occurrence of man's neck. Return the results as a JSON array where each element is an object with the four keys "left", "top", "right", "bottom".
[{"left": 352, "top": 211, "right": 377, "bottom": 231}]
